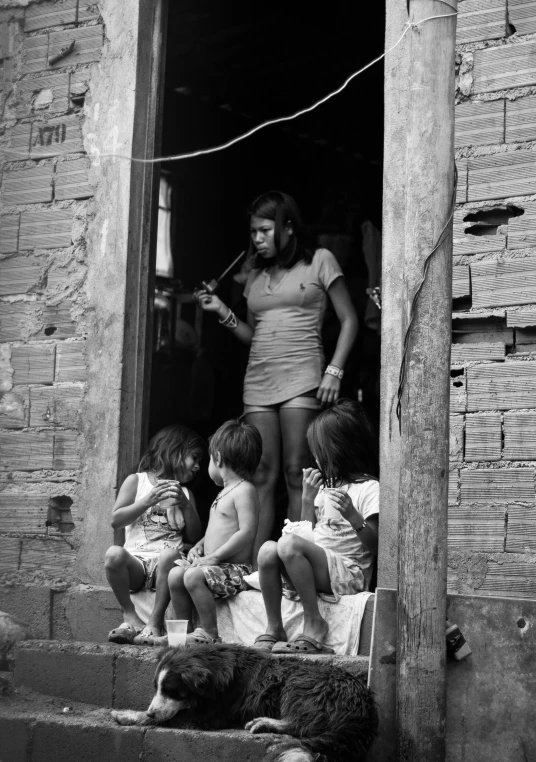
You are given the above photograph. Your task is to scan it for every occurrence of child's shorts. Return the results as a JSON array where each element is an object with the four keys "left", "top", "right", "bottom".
[
  {"left": 131, "top": 552, "right": 186, "bottom": 592},
  {"left": 175, "top": 560, "right": 252, "bottom": 599}
]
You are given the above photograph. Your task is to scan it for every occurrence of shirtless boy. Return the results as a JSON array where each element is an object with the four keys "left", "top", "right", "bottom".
[{"left": 167, "top": 419, "right": 262, "bottom": 645}]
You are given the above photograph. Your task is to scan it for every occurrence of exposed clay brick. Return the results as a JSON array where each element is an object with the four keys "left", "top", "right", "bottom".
[
  {"left": 506, "top": 506, "right": 536, "bottom": 551},
  {"left": 0, "top": 20, "right": 10, "bottom": 60},
  {"left": 0, "top": 303, "right": 37, "bottom": 342},
  {"left": 55, "top": 341, "right": 86, "bottom": 382},
  {"left": 21, "top": 33, "right": 49, "bottom": 76},
  {"left": 508, "top": 199, "right": 536, "bottom": 250},
  {"left": 24, "top": 0, "right": 77, "bottom": 32},
  {"left": 451, "top": 342, "right": 505, "bottom": 363},
  {"left": 53, "top": 430, "right": 81, "bottom": 469},
  {"left": 450, "top": 414, "right": 464, "bottom": 462},
  {"left": 467, "top": 361, "right": 536, "bottom": 410},
  {"left": 0, "top": 389, "right": 29, "bottom": 429},
  {"left": 450, "top": 370, "right": 467, "bottom": 413},
  {"left": 508, "top": 0, "right": 536, "bottom": 36},
  {"left": 504, "top": 412, "right": 536, "bottom": 459},
  {"left": 455, "top": 99, "right": 504, "bottom": 148},
  {"left": 474, "top": 39, "right": 536, "bottom": 94},
  {"left": 33, "top": 302, "right": 78, "bottom": 341},
  {"left": 471, "top": 257, "right": 536, "bottom": 309},
  {"left": 0, "top": 213, "right": 19, "bottom": 254},
  {"left": 453, "top": 265, "right": 470, "bottom": 299},
  {"left": 0, "top": 255, "right": 43, "bottom": 296},
  {"left": 448, "top": 504, "right": 505, "bottom": 552},
  {"left": 115, "top": 649, "right": 160, "bottom": 710},
  {"left": 15, "top": 642, "right": 113, "bottom": 705},
  {"left": 31, "top": 721, "right": 144, "bottom": 762},
  {"left": 0, "top": 536, "right": 21, "bottom": 573},
  {"left": 453, "top": 208, "right": 505, "bottom": 257},
  {"left": 30, "top": 384, "right": 83, "bottom": 428},
  {"left": 505, "top": 95, "right": 536, "bottom": 144},
  {"left": 0, "top": 584, "right": 51, "bottom": 637},
  {"left": 457, "top": 0, "right": 506, "bottom": 44},
  {"left": 507, "top": 309, "right": 536, "bottom": 327},
  {"left": 479, "top": 558, "right": 536, "bottom": 597},
  {"left": 465, "top": 413, "right": 502, "bottom": 461},
  {"left": 3, "top": 121, "right": 32, "bottom": 161},
  {"left": 0, "top": 716, "right": 31, "bottom": 761},
  {"left": 468, "top": 150, "right": 536, "bottom": 202},
  {"left": 15, "top": 72, "right": 70, "bottom": 117},
  {"left": 0, "top": 431, "right": 54, "bottom": 471},
  {"left": 48, "top": 25, "right": 104, "bottom": 70},
  {"left": 11, "top": 344, "right": 55, "bottom": 385},
  {"left": 31, "top": 114, "right": 84, "bottom": 158},
  {"left": 19, "top": 207, "right": 73, "bottom": 250},
  {"left": 78, "top": 2, "right": 101, "bottom": 22},
  {"left": 460, "top": 467, "right": 535, "bottom": 503},
  {"left": 55, "top": 157, "right": 92, "bottom": 200},
  {"left": 1, "top": 163, "right": 54, "bottom": 205},
  {"left": 0, "top": 493, "right": 49, "bottom": 534},
  {"left": 456, "top": 158, "right": 468, "bottom": 203},
  {"left": 19, "top": 536, "right": 76, "bottom": 575}
]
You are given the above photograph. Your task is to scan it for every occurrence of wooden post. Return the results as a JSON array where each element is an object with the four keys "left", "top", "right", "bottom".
[{"left": 395, "top": 2, "right": 457, "bottom": 761}]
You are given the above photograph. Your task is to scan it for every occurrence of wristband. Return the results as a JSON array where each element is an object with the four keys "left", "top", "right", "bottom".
[
  {"left": 218, "top": 309, "right": 238, "bottom": 329},
  {"left": 325, "top": 364, "right": 344, "bottom": 380},
  {"left": 354, "top": 519, "right": 367, "bottom": 533}
]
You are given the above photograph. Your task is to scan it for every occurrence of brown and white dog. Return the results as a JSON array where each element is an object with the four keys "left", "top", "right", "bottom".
[{"left": 111, "top": 643, "right": 377, "bottom": 762}]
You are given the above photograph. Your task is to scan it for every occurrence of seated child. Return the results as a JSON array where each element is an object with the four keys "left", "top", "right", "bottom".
[
  {"left": 254, "top": 399, "right": 379, "bottom": 654},
  {"left": 105, "top": 424, "right": 205, "bottom": 645},
  {"left": 168, "top": 419, "right": 262, "bottom": 645}
]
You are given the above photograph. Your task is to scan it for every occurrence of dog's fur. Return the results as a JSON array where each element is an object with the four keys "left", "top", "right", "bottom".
[{"left": 112, "top": 643, "right": 377, "bottom": 762}]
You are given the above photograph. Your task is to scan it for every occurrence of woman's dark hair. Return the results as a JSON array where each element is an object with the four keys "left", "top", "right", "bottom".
[
  {"left": 247, "top": 190, "right": 313, "bottom": 270},
  {"left": 306, "top": 399, "right": 379, "bottom": 486},
  {"left": 209, "top": 419, "right": 262, "bottom": 480},
  {"left": 138, "top": 425, "right": 206, "bottom": 480}
]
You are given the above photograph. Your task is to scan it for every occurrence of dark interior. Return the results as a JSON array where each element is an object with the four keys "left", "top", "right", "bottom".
[{"left": 148, "top": 1, "right": 385, "bottom": 525}]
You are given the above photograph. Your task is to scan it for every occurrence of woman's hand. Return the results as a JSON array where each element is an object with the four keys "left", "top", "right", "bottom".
[
  {"left": 195, "top": 289, "right": 227, "bottom": 318},
  {"left": 302, "top": 467, "right": 323, "bottom": 503},
  {"left": 187, "top": 541, "right": 205, "bottom": 563},
  {"left": 317, "top": 374, "right": 341, "bottom": 407}
]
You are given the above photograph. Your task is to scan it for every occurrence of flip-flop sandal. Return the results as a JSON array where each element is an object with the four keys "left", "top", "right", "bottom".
[
  {"left": 108, "top": 622, "right": 140, "bottom": 645},
  {"left": 271, "top": 634, "right": 334, "bottom": 654},
  {"left": 185, "top": 627, "right": 222, "bottom": 646},
  {"left": 132, "top": 624, "right": 166, "bottom": 646},
  {"left": 252, "top": 634, "right": 280, "bottom": 652}
]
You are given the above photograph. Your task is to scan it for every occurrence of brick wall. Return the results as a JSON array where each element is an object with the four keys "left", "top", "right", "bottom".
[
  {"left": 0, "top": 0, "right": 140, "bottom": 585},
  {"left": 449, "top": 0, "right": 536, "bottom": 598}
]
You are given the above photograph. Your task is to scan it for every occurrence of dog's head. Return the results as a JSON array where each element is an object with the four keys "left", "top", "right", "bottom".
[{"left": 147, "top": 644, "right": 236, "bottom": 722}]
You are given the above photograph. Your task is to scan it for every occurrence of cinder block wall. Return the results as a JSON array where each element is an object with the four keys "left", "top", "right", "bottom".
[
  {"left": 0, "top": 0, "right": 140, "bottom": 589},
  {"left": 449, "top": 0, "right": 536, "bottom": 598}
]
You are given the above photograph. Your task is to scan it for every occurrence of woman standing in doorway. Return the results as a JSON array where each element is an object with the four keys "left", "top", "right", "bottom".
[{"left": 196, "top": 191, "right": 358, "bottom": 565}]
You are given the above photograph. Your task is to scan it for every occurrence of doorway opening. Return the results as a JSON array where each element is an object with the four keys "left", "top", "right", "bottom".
[{"left": 148, "top": 1, "right": 385, "bottom": 525}]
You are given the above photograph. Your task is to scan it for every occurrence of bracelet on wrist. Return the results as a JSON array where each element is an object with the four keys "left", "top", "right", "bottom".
[
  {"left": 324, "top": 364, "right": 344, "bottom": 380},
  {"left": 354, "top": 519, "right": 367, "bottom": 533},
  {"left": 218, "top": 308, "right": 238, "bottom": 330}
]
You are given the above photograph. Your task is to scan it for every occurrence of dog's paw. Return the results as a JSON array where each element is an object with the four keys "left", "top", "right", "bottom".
[
  {"left": 111, "top": 709, "right": 149, "bottom": 726},
  {"left": 246, "top": 717, "right": 289, "bottom": 734}
]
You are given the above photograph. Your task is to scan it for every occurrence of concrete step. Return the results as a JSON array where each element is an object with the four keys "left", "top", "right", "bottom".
[
  {"left": 13, "top": 640, "right": 370, "bottom": 711},
  {"left": 0, "top": 686, "right": 274, "bottom": 762}
]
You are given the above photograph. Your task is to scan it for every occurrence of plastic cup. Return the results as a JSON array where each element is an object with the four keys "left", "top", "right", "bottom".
[
  {"left": 158, "top": 479, "right": 181, "bottom": 509},
  {"left": 166, "top": 619, "right": 188, "bottom": 647}
]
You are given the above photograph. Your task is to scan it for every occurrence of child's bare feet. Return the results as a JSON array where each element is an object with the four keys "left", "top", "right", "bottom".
[{"left": 123, "top": 610, "right": 145, "bottom": 630}]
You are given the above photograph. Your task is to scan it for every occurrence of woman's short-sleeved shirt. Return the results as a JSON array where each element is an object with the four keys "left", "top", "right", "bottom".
[{"left": 243, "top": 248, "right": 343, "bottom": 406}]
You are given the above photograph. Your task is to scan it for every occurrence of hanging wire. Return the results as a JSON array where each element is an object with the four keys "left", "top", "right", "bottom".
[{"left": 396, "top": 163, "right": 459, "bottom": 428}]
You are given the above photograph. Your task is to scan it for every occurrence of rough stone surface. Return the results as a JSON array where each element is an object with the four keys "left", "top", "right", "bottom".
[
  {"left": 31, "top": 718, "right": 144, "bottom": 762},
  {"left": 115, "top": 647, "right": 159, "bottom": 710},
  {"left": 0, "top": 715, "right": 31, "bottom": 761},
  {"left": 62, "top": 586, "right": 121, "bottom": 642},
  {"left": 144, "top": 727, "right": 274, "bottom": 762},
  {"left": 0, "top": 611, "right": 34, "bottom": 670},
  {"left": 0, "top": 586, "right": 51, "bottom": 640}
]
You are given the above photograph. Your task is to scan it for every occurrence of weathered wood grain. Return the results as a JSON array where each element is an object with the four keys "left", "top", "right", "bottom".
[
  {"left": 0, "top": 214, "right": 19, "bottom": 254},
  {"left": 474, "top": 40, "right": 536, "bottom": 94},
  {"left": 453, "top": 265, "right": 470, "bottom": 299},
  {"left": 29, "top": 385, "right": 83, "bottom": 428},
  {"left": 53, "top": 430, "right": 81, "bottom": 470},
  {"left": 0, "top": 255, "right": 43, "bottom": 296},
  {"left": 508, "top": 0, "right": 536, "bottom": 35},
  {"left": 0, "top": 536, "right": 21, "bottom": 572},
  {"left": 471, "top": 257, "right": 536, "bottom": 308},
  {"left": 55, "top": 342, "right": 86, "bottom": 382},
  {"left": 506, "top": 506, "right": 536, "bottom": 551},
  {"left": 465, "top": 413, "right": 502, "bottom": 461},
  {"left": 460, "top": 467, "right": 535, "bottom": 502},
  {"left": 24, "top": 0, "right": 77, "bottom": 31},
  {"left": 11, "top": 344, "right": 55, "bottom": 385},
  {"left": 55, "top": 158, "right": 92, "bottom": 200},
  {"left": 505, "top": 95, "right": 536, "bottom": 143},
  {"left": 0, "top": 494, "right": 48, "bottom": 533},
  {"left": 457, "top": 0, "right": 506, "bottom": 43},
  {"left": 455, "top": 98, "right": 504, "bottom": 148},
  {"left": 448, "top": 505, "right": 505, "bottom": 552},
  {"left": 478, "top": 559, "right": 536, "bottom": 597},
  {"left": 451, "top": 342, "right": 505, "bottom": 363},
  {"left": 507, "top": 200, "right": 536, "bottom": 250},
  {"left": 453, "top": 209, "right": 505, "bottom": 257},
  {"left": 19, "top": 536, "right": 76, "bottom": 576},
  {"left": 19, "top": 208, "right": 73, "bottom": 250},
  {"left": 467, "top": 361, "right": 536, "bottom": 409},
  {"left": 467, "top": 149, "right": 536, "bottom": 201},
  {"left": 503, "top": 412, "right": 536, "bottom": 459},
  {"left": 15, "top": 72, "right": 70, "bottom": 117},
  {"left": 0, "top": 431, "right": 54, "bottom": 470},
  {"left": 1, "top": 163, "right": 54, "bottom": 205},
  {"left": 450, "top": 415, "right": 465, "bottom": 462},
  {"left": 451, "top": 371, "right": 467, "bottom": 413},
  {"left": 507, "top": 309, "right": 536, "bottom": 327}
]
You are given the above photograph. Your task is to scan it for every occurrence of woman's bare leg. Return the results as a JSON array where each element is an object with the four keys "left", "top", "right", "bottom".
[
  {"left": 257, "top": 541, "right": 287, "bottom": 641},
  {"left": 277, "top": 534, "right": 332, "bottom": 643},
  {"left": 279, "top": 407, "right": 318, "bottom": 522},
  {"left": 245, "top": 411, "right": 281, "bottom": 569}
]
